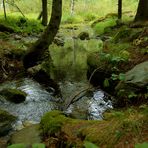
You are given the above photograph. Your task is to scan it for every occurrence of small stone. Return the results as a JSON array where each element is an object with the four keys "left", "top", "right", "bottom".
[{"left": 14, "top": 34, "right": 21, "bottom": 40}]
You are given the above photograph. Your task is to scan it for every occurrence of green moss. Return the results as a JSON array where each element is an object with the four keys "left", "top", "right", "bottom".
[
  {"left": 32, "top": 143, "right": 45, "bottom": 148},
  {"left": 40, "top": 108, "right": 148, "bottom": 147},
  {"left": 40, "top": 110, "right": 69, "bottom": 135},
  {"left": 7, "top": 143, "right": 45, "bottom": 148},
  {"left": 135, "top": 142, "right": 148, "bottom": 148},
  {"left": 7, "top": 144, "right": 26, "bottom": 148},
  {"left": 93, "top": 17, "right": 117, "bottom": 35},
  {"left": 0, "top": 15, "right": 43, "bottom": 34}
]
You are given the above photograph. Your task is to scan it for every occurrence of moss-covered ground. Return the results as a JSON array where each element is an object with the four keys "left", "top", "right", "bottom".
[{"left": 40, "top": 106, "right": 148, "bottom": 148}]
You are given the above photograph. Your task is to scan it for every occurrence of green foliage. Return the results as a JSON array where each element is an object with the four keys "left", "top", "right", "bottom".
[
  {"left": 7, "top": 143, "right": 45, "bottom": 148},
  {"left": 128, "top": 92, "right": 137, "bottom": 99},
  {"left": 84, "top": 141, "right": 98, "bottom": 148},
  {"left": 93, "top": 18, "right": 116, "bottom": 35},
  {"left": 62, "top": 15, "right": 83, "bottom": 24},
  {"left": 135, "top": 142, "right": 148, "bottom": 148},
  {"left": 113, "top": 27, "right": 132, "bottom": 43},
  {"left": 32, "top": 143, "right": 45, "bottom": 148},
  {"left": 83, "top": 13, "right": 97, "bottom": 21},
  {"left": 103, "top": 78, "right": 110, "bottom": 87},
  {"left": 7, "top": 144, "right": 26, "bottom": 148},
  {"left": 0, "top": 15, "right": 43, "bottom": 33},
  {"left": 111, "top": 73, "right": 125, "bottom": 81}
]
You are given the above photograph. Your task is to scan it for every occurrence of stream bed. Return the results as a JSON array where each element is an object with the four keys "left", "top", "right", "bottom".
[{"left": 0, "top": 78, "right": 112, "bottom": 130}]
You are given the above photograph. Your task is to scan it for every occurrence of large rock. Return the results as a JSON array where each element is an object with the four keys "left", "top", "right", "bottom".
[
  {"left": 0, "top": 88, "right": 27, "bottom": 104},
  {"left": 116, "top": 61, "right": 148, "bottom": 89},
  {"left": 115, "top": 61, "right": 148, "bottom": 106},
  {"left": 0, "top": 109, "right": 16, "bottom": 136}
]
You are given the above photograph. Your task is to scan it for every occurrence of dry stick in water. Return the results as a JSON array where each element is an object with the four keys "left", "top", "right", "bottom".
[
  {"left": 63, "top": 67, "right": 114, "bottom": 110},
  {"left": 63, "top": 68, "right": 100, "bottom": 110}
]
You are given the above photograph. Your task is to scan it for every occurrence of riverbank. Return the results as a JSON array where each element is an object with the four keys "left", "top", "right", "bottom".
[{"left": 0, "top": 13, "right": 148, "bottom": 147}]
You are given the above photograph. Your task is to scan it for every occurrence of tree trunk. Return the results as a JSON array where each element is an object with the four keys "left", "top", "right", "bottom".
[
  {"left": 3, "top": 0, "right": 7, "bottom": 20},
  {"left": 70, "top": 0, "right": 74, "bottom": 16},
  {"left": 23, "top": 0, "right": 62, "bottom": 69},
  {"left": 42, "top": 0, "right": 48, "bottom": 26},
  {"left": 135, "top": 0, "right": 148, "bottom": 21},
  {"left": 118, "top": 0, "right": 122, "bottom": 20}
]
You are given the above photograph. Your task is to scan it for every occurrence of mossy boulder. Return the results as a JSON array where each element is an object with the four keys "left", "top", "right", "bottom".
[
  {"left": 53, "top": 37, "right": 64, "bottom": 46},
  {"left": 0, "top": 88, "right": 27, "bottom": 103},
  {"left": 78, "top": 32, "right": 89, "bottom": 40},
  {"left": 115, "top": 61, "right": 148, "bottom": 107},
  {"left": 0, "top": 109, "right": 16, "bottom": 136}
]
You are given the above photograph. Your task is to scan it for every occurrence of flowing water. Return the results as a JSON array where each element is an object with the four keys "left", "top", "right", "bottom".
[
  {"left": 0, "top": 25, "right": 112, "bottom": 130},
  {"left": 0, "top": 78, "right": 56, "bottom": 129},
  {"left": 0, "top": 78, "right": 112, "bottom": 130}
]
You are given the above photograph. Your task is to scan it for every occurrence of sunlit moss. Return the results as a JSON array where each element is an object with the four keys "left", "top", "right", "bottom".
[{"left": 40, "top": 107, "right": 148, "bottom": 147}]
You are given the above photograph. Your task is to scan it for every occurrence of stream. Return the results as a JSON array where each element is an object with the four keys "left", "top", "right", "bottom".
[
  {"left": 0, "top": 78, "right": 112, "bottom": 130},
  {"left": 0, "top": 24, "right": 112, "bottom": 131}
]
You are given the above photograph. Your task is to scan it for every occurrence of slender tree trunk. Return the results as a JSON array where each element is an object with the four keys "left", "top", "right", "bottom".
[
  {"left": 42, "top": 0, "right": 48, "bottom": 26},
  {"left": 118, "top": 0, "right": 122, "bottom": 20},
  {"left": 23, "top": 0, "right": 62, "bottom": 69},
  {"left": 70, "top": 0, "right": 74, "bottom": 16},
  {"left": 3, "top": 0, "right": 7, "bottom": 20},
  {"left": 135, "top": 0, "right": 148, "bottom": 21}
]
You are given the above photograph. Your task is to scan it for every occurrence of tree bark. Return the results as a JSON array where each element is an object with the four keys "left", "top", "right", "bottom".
[
  {"left": 118, "top": 0, "right": 122, "bottom": 20},
  {"left": 23, "top": 0, "right": 62, "bottom": 69},
  {"left": 70, "top": 0, "right": 74, "bottom": 16},
  {"left": 3, "top": 0, "right": 7, "bottom": 20},
  {"left": 135, "top": 0, "right": 148, "bottom": 21},
  {"left": 42, "top": 0, "right": 48, "bottom": 26}
]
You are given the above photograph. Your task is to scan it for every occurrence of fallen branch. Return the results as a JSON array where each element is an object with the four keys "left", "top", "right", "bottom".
[
  {"left": 63, "top": 67, "right": 113, "bottom": 110},
  {"left": 63, "top": 86, "right": 94, "bottom": 110}
]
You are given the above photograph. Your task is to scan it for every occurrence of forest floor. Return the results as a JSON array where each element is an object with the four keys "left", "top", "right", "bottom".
[{"left": 0, "top": 14, "right": 148, "bottom": 147}]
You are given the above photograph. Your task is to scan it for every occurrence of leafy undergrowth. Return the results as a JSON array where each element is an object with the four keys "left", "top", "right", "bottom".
[
  {"left": 40, "top": 106, "right": 148, "bottom": 148},
  {"left": 0, "top": 15, "right": 43, "bottom": 34},
  {"left": 88, "top": 18, "right": 148, "bottom": 92}
]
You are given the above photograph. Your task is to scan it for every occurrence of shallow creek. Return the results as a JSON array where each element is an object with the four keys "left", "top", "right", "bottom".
[
  {"left": 0, "top": 25, "right": 112, "bottom": 130},
  {"left": 0, "top": 78, "right": 112, "bottom": 130}
]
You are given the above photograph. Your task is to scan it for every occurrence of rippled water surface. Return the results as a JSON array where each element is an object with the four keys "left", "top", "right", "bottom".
[
  {"left": 0, "top": 78, "right": 113, "bottom": 130},
  {"left": 0, "top": 78, "right": 55, "bottom": 124}
]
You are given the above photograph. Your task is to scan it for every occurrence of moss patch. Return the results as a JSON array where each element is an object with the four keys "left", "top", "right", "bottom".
[{"left": 40, "top": 107, "right": 148, "bottom": 147}]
